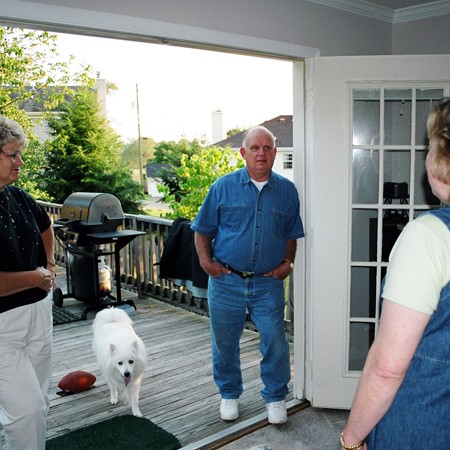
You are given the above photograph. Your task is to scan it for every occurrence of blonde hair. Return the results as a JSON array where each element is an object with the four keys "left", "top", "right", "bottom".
[
  {"left": 0, "top": 116, "right": 28, "bottom": 150},
  {"left": 426, "top": 99, "right": 450, "bottom": 184}
]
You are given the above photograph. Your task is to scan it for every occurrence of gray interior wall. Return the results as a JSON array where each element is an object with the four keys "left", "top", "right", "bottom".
[
  {"left": 393, "top": 14, "right": 450, "bottom": 55},
  {"left": 3, "top": 0, "right": 445, "bottom": 57}
]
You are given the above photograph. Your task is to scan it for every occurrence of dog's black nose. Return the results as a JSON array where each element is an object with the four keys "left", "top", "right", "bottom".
[{"left": 124, "top": 371, "right": 130, "bottom": 377}]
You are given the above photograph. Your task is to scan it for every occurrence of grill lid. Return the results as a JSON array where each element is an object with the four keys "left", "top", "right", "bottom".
[{"left": 57, "top": 192, "right": 124, "bottom": 233}]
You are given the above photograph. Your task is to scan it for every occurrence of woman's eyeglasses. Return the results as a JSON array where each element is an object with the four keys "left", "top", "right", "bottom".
[{"left": 0, "top": 148, "right": 22, "bottom": 161}]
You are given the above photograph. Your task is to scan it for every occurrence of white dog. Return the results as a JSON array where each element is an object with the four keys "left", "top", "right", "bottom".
[{"left": 92, "top": 307, "right": 147, "bottom": 417}]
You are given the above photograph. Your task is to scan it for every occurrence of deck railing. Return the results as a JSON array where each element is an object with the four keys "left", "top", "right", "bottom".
[{"left": 40, "top": 201, "right": 293, "bottom": 336}]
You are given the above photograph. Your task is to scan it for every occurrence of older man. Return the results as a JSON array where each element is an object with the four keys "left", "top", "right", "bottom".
[{"left": 192, "top": 125, "right": 304, "bottom": 424}]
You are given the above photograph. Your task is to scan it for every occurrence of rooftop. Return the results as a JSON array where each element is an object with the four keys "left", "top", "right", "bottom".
[{"left": 214, "top": 115, "right": 293, "bottom": 149}]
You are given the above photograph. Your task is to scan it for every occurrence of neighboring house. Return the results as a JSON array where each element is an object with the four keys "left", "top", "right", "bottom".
[
  {"left": 145, "top": 163, "right": 172, "bottom": 197},
  {"left": 19, "top": 74, "right": 107, "bottom": 142},
  {"left": 146, "top": 115, "right": 293, "bottom": 197},
  {"left": 214, "top": 115, "right": 293, "bottom": 181}
]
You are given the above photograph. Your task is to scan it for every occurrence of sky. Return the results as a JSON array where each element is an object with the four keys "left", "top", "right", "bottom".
[{"left": 55, "top": 32, "right": 293, "bottom": 144}]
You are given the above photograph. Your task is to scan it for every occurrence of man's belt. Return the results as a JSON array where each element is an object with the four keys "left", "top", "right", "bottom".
[{"left": 217, "top": 259, "right": 256, "bottom": 279}]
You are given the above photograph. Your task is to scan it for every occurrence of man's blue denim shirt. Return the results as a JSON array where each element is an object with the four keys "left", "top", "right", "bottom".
[{"left": 191, "top": 168, "right": 305, "bottom": 274}]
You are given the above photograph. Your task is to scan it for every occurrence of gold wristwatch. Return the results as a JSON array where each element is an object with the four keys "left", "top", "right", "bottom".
[{"left": 282, "top": 259, "right": 294, "bottom": 269}]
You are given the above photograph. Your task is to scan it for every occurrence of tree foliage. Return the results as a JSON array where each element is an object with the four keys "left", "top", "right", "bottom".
[
  {"left": 121, "top": 137, "right": 157, "bottom": 169},
  {"left": 42, "top": 87, "right": 145, "bottom": 213},
  {"left": 150, "top": 138, "right": 205, "bottom": 167},
  {"left": 158, "top": 146, "right": 244, "bottom": 220},
  {"left": 226, "top": 126, "right": 247, "bottom": 138},
  {"left": 0, "top": 27, "right": 91, "bottom": 118},
  {"left": 0, "top": 26, "right": 91, "bottom": 199},
  {"left": 148, "top": 138, "right": 207, "bottom": 204}
]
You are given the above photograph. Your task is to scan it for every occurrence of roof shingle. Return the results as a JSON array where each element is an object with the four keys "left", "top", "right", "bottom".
[{"left": 214, "top": 115, "right": 293, "bottom": 148}]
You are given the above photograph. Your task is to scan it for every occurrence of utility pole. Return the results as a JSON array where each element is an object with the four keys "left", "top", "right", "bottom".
[{"left": 136, "top": 84, "right": 144, "bottom": 188}]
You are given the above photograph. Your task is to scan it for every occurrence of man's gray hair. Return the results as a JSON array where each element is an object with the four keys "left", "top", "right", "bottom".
[{"left": 242, "top": 125, "right": 276, "bottom": 148}]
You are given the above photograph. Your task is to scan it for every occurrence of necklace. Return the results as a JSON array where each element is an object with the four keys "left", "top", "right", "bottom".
[{"left": 0, "top": 194, "right": 15, "bottom": 223}]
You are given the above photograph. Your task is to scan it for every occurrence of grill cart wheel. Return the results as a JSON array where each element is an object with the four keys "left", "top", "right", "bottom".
[{"left": 53, "top": 287, "right": 64, "bottom": 308}]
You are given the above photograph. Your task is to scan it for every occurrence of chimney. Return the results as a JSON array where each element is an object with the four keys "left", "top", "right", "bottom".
[
  {"left": 211, "top": 109, "right": 225, "bottom": 144},
  {"left": 94, "top": 72, "right": 107, "bottom": 117}
]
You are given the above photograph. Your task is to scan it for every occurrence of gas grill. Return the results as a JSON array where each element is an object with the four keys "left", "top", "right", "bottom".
[{"left": 53, "top": 192, "right": 145, "bottom": 319}]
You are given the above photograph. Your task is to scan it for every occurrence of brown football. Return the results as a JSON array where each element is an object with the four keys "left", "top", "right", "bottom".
[{"left": 58, "top": 370, "right": 96, "bottom": 394}]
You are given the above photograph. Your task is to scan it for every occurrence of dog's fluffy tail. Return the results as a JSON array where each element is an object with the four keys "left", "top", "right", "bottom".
[{"left": 92, "top": 306, "right": 133, "bottom": 328}]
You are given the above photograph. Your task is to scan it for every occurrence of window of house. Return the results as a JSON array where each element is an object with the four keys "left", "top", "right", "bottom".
[{"left": 283, "top": 153, "right": 293, "bottom": 169}]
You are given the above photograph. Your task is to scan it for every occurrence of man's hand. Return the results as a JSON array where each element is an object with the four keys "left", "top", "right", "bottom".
[
  {"left": 202, "top": 260, "right": 231, "bottom": 278},
  {"left": 264, "top": 262, "right": 292, "bottom": 280}
]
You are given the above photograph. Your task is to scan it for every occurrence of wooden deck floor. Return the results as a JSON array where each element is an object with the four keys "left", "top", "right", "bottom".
[{"left": 46, "top": 269, "right": 295, "bottom": 448}]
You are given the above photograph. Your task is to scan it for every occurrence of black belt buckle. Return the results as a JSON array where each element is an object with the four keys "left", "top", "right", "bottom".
[
  {"left": 222, "top": 262, "right": 254, "bottom": 279},
  {"left": 239, "top": 270, "right": 254, "bottom": 278}
]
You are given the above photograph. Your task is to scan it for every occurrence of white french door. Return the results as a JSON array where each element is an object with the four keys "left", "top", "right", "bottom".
[{"left": 300, "top": 55, "right": 450, "bottom": 409}]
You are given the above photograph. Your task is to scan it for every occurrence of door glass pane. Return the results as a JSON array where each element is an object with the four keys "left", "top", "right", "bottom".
[
  {"left": 352, "top": 209, "right": 378, "bottom": 262},
  {"left": 350, "top": 267, "right": 376, "bottom": 317},
  {"left": 382, "top": 210, "right": 408, "bottom": 262},
  {"left": 416, "top": 89, "right": 445, "bottom": 145},
  {"left": 415, "top": 149, "right": 440, "bottom": 205},
  {"left": 353, "top": 90, "right": 380, "bottom": 145},
  {"left": 349, "top": 322, "right": 375, "bottom": 371},
  {"left": 353, "top": 149, "right": 379, "bottom": 204},
  {"left": 384, "top": 89, "right": 412, "bottom": 145},
  {"left": 383, "top": 150, "right": 410, "bottom": 197}
]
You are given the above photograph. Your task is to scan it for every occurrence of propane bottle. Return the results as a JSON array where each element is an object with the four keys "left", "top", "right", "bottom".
[{"left": 98, "top": 255, "right": 112, "bottom": 298}]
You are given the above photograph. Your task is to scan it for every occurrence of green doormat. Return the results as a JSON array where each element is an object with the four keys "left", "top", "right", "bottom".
[{"left": 46, "top": 415, "right": 181, "bottom": 450}]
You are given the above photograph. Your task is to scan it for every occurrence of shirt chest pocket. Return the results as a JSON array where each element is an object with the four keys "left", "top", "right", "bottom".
[
  {"left": 219, "top": 205, "right": 250, "bottom": 233},
  {"left": 272, "top": 209, "right": 290, "bottom": 241}
]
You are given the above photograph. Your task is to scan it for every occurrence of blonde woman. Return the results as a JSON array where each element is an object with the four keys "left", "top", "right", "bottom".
[{"left": 341, "top": 99, "right": 450, "bottom": 449}]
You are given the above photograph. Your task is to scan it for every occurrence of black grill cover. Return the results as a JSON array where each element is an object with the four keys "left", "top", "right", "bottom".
[{"left": 57, "top": 192, "right": 124, "bottom": 234}]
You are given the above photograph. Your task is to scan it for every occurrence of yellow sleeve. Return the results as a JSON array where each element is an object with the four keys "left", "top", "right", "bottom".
[{"left": 382, "top": 214, "right": 450, "bottom": 314}]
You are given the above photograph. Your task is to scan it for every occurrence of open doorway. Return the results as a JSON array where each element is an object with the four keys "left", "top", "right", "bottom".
[{"left": 3, "top": 25, "right": 308, "bottom": 445}]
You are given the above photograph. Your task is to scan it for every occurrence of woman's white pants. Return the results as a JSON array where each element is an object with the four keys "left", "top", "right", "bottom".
[{"left": 0, "top": 295, "right": 52, "bottom": 450}]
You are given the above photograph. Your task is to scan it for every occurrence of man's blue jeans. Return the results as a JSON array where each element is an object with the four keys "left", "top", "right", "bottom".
[{"left": 208, "top": 272, "right": 290, "bottom": 403}]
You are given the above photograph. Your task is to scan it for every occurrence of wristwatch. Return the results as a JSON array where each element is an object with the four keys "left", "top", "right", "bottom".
[{"left": 282, "top": 259, "right": 294, "bottom": 269}]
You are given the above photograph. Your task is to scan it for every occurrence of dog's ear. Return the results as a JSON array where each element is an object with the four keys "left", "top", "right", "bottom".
[
  {"left": 110, "top": 343, "right": 117, "bottom": 355},
  {"left": 132, "top": 340, "right": 138, "bottom": 351}
]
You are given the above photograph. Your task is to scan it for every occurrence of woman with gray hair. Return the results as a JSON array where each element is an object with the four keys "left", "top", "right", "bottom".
[{"left": 0, "top": 116, "right": 56, "bottom": 450}]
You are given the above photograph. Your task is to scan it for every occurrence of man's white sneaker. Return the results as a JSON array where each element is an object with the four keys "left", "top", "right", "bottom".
[
  {"left": 267, "top": 400, "right": 287, "bottom": 424},
  {"left": 220, "top": 399, "right": 239, "bottom": 421}
]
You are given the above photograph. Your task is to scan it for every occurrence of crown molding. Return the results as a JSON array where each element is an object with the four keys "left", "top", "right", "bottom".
[
  {"left": 306, "top": 0, "right": 450, "bottom": 23},
  {"left": 394, "top": 0, "right": 450, "bottom": 23}
]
